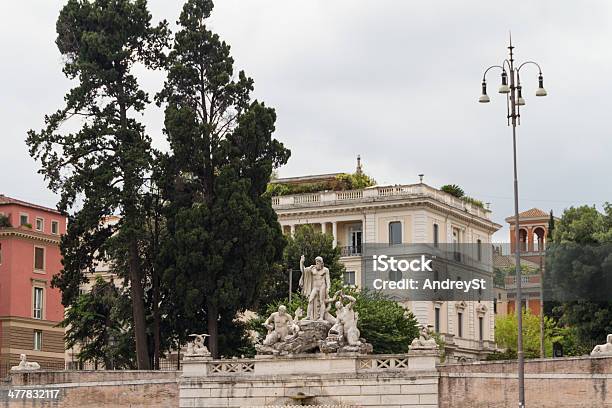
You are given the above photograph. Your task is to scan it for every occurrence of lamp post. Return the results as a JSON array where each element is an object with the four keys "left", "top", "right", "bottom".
[{"left": 479, "top": 36, "right": 547, "bottom": 408}]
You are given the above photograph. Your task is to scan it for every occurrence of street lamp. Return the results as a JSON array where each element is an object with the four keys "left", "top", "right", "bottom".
[{"left": 479, "top": 36, "right": 547, "bottom": 408}]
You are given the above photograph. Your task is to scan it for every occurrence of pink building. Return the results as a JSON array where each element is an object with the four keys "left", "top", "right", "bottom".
[{"left": 0, "top": 194, "right": 66, "bottom": 375}]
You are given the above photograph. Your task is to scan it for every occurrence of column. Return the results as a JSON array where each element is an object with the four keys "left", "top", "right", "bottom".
[
  {"left": 332, "top": 222, "right": 338, "bottom": 248},
  {"left": 321, "top": 222, "right": 327, "bottom": 234},
  {"left": 290, "top": 224, "right": 296, "bottom": 237}
]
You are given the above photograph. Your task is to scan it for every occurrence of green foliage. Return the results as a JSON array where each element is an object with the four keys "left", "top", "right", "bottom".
[
  {"left": 27, "top": 0, "right": 170, "bottom": 369},
  {"left": 255, "top": 224, "right": 343, "bottom": 314},
  {"left": 485, "top": 348, "right": 518, "bottom": 361},
  {"left": 494, "top": 310, "right": 563, "bottom": 358},
  {"left": 156, "top": 0, "right": 290, "bottom": 358},
  {"left": 461, "top": 196, "right": 485, "bottom": 209},
  {"left": 440, "top": 184, "right": 465, "bottom": 198},
  {"left": 335, "top": 172, "right": 377, "bottom": 190},
  {"left": 256, "top": 285, "right": 419, "bottom": 354},
  {"left": 0, "top": 214, "right": 12, "bottom": 228},
  {"left": 62, "top": 277, "right": 135, "bottom": 369},
  {"left": 352, "top": 288, "right": 419, "bottom": 354},
  {"left": 493, "top": 268, "right": 506, "bottom": 287},
  {"left": 266, "top": 172, "right": 376, "bottom": 197},
  {"left": 546, "top": 204, "right": 612, "bottom": 346}
]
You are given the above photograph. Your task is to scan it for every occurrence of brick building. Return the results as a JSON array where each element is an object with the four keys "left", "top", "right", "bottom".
[
  {"left": 494, "top": 208, "right": 553, "bottom": 316},
  {"left": 0, "top": 194, "right": 66, "bottom": 376}
]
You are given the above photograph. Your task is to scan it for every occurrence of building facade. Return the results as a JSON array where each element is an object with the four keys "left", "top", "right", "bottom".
[
  {"left": 494, "top": 208, "right": 552, "bottom": 317},
  {"left": 271, "top": 176, "right": 501, "bottom": 361},
  {"left": 0, "top": 195, "right": 66, "bottom": 376}
]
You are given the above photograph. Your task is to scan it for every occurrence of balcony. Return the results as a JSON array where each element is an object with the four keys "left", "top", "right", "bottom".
[
  {"left": 271, "top": 184, "right": 491, "bottom": 220},
  {"left": 340, "top": 245, "right": 362, "bottom": 257}
]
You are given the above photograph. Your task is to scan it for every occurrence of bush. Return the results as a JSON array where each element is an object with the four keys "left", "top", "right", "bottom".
[
  {"left": 440, "top": 184, "right": 465, "bottom": 198},
  {"left": 266, "top": 172, "right": 376, "bottom": 197}
]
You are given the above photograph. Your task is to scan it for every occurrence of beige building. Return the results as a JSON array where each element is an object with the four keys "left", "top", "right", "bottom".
[{"left": 272, "top": 173, "right": 501, "bottom": 361}]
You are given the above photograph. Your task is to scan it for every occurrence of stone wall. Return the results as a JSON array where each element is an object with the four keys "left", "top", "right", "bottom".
[
  {"left": 438, "top": 355, "right": 612, "bottom": 408},
  {"left": 180, "top": 353, "right": 439, "bottom": 407},
  {"left": 2, "top": 355, "right": 611, "bottom": 408},
  {"left": 1, "top": 370, "right": 180, "bottom": 408}
]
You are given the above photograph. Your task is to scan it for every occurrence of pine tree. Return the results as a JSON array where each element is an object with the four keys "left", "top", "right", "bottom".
[
  {"left": 26, "top": 0, "right": 168, "bottom": 369},
  {"left": 156, "top": 0, "right": 290, "bottom": 357}
]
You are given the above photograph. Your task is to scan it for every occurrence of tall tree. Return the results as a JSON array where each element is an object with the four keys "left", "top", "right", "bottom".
[
  {"left": 26, "top": 0, "right": 168, "bottom": 369},
  {"left": 157, "top": 0, "right": 290, "bottom": 357},
  {"left": 546, "top": 204, "right": 612, "bottom": 345}
]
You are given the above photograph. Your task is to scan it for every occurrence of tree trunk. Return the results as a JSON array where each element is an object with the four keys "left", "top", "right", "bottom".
[
  {"left": 207, "top": 301, "right": 219, "bottom": 358},
  {"left": 129, "top": 237, "right": 151, "bottom": 369},
  {"left": 152, "top": 211, "right": 161, "bottom": 370},
  {"left": 153, "top": 268, "right": 161, "bottom": 370}
]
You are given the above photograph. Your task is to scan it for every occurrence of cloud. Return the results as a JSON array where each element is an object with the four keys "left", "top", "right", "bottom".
[{"left": 1, "top": 0, "right": 610, "bottom": 241}]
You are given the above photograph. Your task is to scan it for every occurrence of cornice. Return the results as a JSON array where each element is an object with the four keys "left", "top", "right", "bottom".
[
  {"left": 275, "top": 197, "right": 502, "bottom": 232},
  {"left": 0, "top": 227, "right": 61, "bottom": 245}
]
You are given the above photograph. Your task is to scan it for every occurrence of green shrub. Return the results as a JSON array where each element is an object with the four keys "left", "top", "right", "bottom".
[{"left": 440, "top": 184, "right": 465, "bottom": 198}]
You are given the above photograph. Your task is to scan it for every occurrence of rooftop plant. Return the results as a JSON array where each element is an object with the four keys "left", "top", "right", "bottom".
[
  {"left": 440, "top": 184, "right": 485, "bottom": 209},
  {"left": 267, "top": 172, "right": 376, "bottom": 197}
]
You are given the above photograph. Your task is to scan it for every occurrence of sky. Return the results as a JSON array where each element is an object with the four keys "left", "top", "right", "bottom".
[{"left": 1, "top": 0, "right": 611, "bottom": 242}]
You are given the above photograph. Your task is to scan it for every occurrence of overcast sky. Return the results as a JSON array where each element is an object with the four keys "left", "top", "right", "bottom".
[{"left": 1, "top": 0, "right": 611, "bottom": 241}]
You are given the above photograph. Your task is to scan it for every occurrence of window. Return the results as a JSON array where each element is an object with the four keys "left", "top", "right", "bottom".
[
  {"left": 34, "top": 247, "right": 45, "bottom": 271},
  {"left": 493, "top": 298, "right": 498, "bottom": 314},
  {"left": 34, "top": 330, "right": 43, "bottom": 351},
  {"left": 33, "top": 287, "right": 43, "bottom": 319},
  {"left": 343, "top": 271, "right": 356, "bottom": 286},
  {"left": 457, "top": 311, "right": 463, "bottom": 337},
  {"left": 348, "top": 225, "right": 362, "bottom": 255},
  {"left": 453, "top": 228, "right": 461, "bottom": 261},
  {"left": 521, "top": 299, "right": 528, "bottom": 312},
  {"left": 389, "top": 269, "right": 402, "bottom": 282},
  {"left": 389, "top": 222, "right": 402, "bottom": 245},
  {"left": 35, "top": 217, "right": 44, "bottom": 232},
  {"left": 477, "top": 239, "right": 482, "bottom": 261},
  {"left": 51, "top": 221, "right": 59, "bottom": 235},
  {"left": 435, "top": 307, "right": 440, "bottom": 333},
  {"left": 479, "top": 317, "right": 484, "bottom": 341},
  {"left": 20, "top": 214, "right": 29, "bottom": 226},
  {"left": 433, "top": 224, "right": 439, "bottom": 247}
]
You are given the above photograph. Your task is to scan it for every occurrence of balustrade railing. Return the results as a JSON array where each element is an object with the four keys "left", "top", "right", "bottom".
[{"left": 271, "top": 184, "right": 490, "bottom": 219}]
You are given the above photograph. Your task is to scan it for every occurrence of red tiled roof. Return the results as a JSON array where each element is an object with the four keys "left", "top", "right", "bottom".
[
  {"left": 505, "top": 208, "right": 549, "bottom": 223},
  {"left": 0, "top": 194, "right": 62, "bottom": 215}
]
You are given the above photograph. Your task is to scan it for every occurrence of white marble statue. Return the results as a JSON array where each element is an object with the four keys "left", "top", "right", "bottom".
[
  {"left": 11, "top": 354, "right": 40, "bottom": 371},
  {"left": 327, "top": 291, "right": 361, "bottom": 346},
  {"left": 410, "top": 325, "right": 438, "bottom": 350},
  {"left": 186, "top": 334, "right": 211, "bottom": 357},
  {"left": 299, "top": 255, "right": 331, "bottom": 320},
  {"left": 591, "top": 334, "right": 612, "bottom": 356},
  {"left": 263, "top": 305, "right": 297, "bottom": 346}
]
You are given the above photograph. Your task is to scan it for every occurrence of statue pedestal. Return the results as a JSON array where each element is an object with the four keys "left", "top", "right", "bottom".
[
  {"left": 407, "top": 348, "right": 440, "bottom": 370},
  {"left": 182, "top": 355, "right": 213, "bottom": 377},
  {"left": 254, "top": 353, "right": 362, "bottom": 376}
]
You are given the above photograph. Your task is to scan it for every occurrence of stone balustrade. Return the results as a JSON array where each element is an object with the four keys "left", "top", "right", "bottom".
[{"left": 271, "top": 184, "right": 490, "bottom": 220}]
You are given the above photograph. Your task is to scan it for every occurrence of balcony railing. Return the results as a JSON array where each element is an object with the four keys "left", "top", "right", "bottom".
[
  {"left": 271, "top": 184, "right": 491, "bottom": 220},
  {"left": 340, "top": 245, "right": 362, "bottom": 257}
]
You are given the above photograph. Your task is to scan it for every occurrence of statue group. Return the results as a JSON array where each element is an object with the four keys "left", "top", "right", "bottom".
[{"left": 256, "top": 255, "right": 372, "bottom": 355}]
